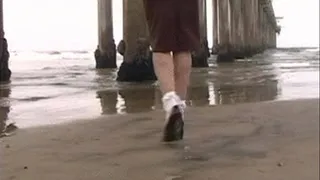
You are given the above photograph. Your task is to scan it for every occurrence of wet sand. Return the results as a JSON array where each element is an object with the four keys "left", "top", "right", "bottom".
[
  {"left": 1, "top": 98, "right": 319, "bottom": 180},
  {"left": 0, "top": 48, "right": 318, "bottom": 130}
]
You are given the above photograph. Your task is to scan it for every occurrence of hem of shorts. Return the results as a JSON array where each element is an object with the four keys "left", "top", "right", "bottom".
[{"left": 152, "top": 48, "right": 197, "bottom": 53}]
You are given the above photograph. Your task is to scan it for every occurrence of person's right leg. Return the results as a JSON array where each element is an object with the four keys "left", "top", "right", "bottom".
[
  {"left": 173, "top": 51, "right": 192, "bottom": 103},
  {"left": 173, "top": 0, "right": 201, "bottom": 108}
]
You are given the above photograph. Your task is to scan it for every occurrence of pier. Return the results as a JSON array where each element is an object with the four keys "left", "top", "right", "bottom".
[{"left": 0, "top": 0, "right": 279, "bottom": 82}]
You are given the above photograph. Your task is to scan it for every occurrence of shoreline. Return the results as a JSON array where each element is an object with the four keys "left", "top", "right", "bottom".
[{"left": 1, "top": 98, "right": 319, "bottom": 180}]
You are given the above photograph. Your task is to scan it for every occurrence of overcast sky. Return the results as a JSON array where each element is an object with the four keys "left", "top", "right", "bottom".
[{"left": 3, "top": 0, "right": 319, "bottom": 51}]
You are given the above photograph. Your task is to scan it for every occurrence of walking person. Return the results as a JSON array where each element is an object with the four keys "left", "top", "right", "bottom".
[{"left": 143, "top": 0, "right": 201, "bottom": 142}]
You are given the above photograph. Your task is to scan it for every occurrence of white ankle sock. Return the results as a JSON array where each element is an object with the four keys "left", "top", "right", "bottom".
[{"left": 162, "top": 91, "right": 179, "bottom": 113}]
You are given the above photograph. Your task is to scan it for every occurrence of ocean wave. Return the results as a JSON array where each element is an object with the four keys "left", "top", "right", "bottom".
[
  {"left": 9, "top": 50, "right": 124, "bottom": 61},
  {"left": 9, "top": 50, "right": 92, "bottom": 61}
]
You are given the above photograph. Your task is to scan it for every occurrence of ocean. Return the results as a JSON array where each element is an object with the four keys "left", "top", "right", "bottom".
[{"left": 0, "top": 48, "right": 319, "bottom": 132}]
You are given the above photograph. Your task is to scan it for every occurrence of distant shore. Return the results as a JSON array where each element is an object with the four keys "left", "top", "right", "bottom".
[{"left": 1, "top": 98, "right": 319, "bottom": 180}]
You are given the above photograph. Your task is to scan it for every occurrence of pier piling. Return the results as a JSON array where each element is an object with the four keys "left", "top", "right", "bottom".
[
  {"left": 192, "top": 0, "right": 210, "bottom": 67},
  {"left": 212, "top": 0, "right": 219, "bottom": 54},
  {"left": 116, "top": 0, "right": 156, "bottom": 82},
  {"left": 216, "top": 0, "right": 234, "bottom": 62},
  {"left": 95, "top": 0, "right": 117, "bottom": 68},
  {"left": 229, "top": 0, "right": 245, "bottom": 59},
  {"left": 215, "top": 0, "right": 279, "bottom": 62},
  {"left": 0, "top": 0, "right": 11, "bottom": 82}
]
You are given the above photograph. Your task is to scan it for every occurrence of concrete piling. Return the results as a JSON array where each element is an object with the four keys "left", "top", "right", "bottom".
[
  {"left": 262, "top": 6, "right": 267, "bottom": 49},
  {"left": 241, "top": 0, "right": 250, "bottom": 57},
  {"left": 0, "top": 0, "right": 11, "bottom": 82},
  {"left": 116, "top": 0, "right": 156, "bottom": 82},
  {"left": 252, "top": 0, "right": 260, "bottom": 54},
  {"left": 212, "top": 0, "right": 219, "bottom": 54},
  {"left": 214, "top": 0, "right": 278, "bottom": 62},
  {"left": 258, "top": 2, "right": 263, "bottom": 51},
  {"left": 122, "top": 0, "right": 149, "bottom": 64},
  {"left": 245, "top": 0, "right": 256, "bottom": 56},
  {"left": 259, "top": 0, "right": 278, "bottom": 49},
  {"left": 198, "top": 0, "right": 208, "bottom": 41},
  {"left": 271, "top": 25, "right": 277, "bottom": 48},
  {"left": 0, "top": 0, "right": 2, "bottom": 36},
  {"left": 192, "top": 0, "right": 210, "bottom": 67},
  {"left": 216, "top": 0, "right": 234, "bottom": 62},
  {"left": 95, "top": 0, "right": 117, "bottom": 68},
  {"left": 229, "top": 0, "right": 245, "bottom": 58}
]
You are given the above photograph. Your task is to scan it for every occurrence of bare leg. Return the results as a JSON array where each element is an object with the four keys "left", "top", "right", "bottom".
[
  {"left": 152, "top": 52, "right": 175, "bottom": 95},
  {"left": 173, "top": 51, "right": 192, "bottom": 101},
  {"left": 153, "top": 52, "right": 184, "bottom": 142}
]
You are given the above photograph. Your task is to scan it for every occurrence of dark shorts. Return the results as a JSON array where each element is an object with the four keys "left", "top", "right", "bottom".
[{"left": 143, "top": 0, "right": 201, "bottom": 52}]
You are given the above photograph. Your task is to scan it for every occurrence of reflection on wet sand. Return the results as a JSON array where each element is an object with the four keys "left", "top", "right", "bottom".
[
  {"left": 96, "top": 90, "right": 118, "bottom": 114},
  {"left": 95, "top": 59, "right": 280, "bottom": 114},
  {"left": 96, "top": 87, "right": 157, "bottom": 115},
  {"left": 214, "top": 82, "right": 279, "bottom": 105},
  {"left": 188, "top": 85, "right": 210, "bottom": 107},
  {"left": 0, "top": 88, "right": 10, "bottom": 132},
  {"left": 212, "top": 59, "right": 280, "bottom": 105},
  {"left": 119, "top": 87, "right": 156, "bottom": 113},
  {"left": 95, "top": 80, "right": 279, "bottom": 115},
  {"left": 0, "top": 86, "right": 16, "bottom": 137}
]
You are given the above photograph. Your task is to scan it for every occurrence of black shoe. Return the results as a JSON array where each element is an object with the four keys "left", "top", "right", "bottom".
[{"left": 162, "top": 105, "right": 184, "bottom": 142}]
